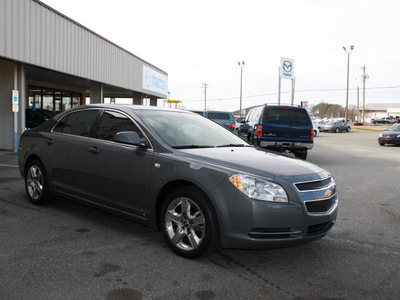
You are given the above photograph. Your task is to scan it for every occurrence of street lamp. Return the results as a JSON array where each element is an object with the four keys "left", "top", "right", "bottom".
[
  {"left": 238, "top": 61, "right": 245, "bottom": 118},
  {"left": 343, "top": 45, "right": 354, "bottom": 123}
]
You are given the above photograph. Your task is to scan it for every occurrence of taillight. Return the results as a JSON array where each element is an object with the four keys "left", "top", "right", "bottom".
[
  {"left": 231, "top": 123, "right": 235, "bottom": 129},
  {"left": 311, "top": 128, "right": 314, "bottom": 139},
  {"left": 257, "top": 125, "right": 263, "bottom": 137}
]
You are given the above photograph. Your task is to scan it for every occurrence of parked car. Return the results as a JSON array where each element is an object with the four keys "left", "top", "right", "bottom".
[
  {"left": 25, "top": 108, "right": 59, "bottom": 129},
  {"left": 18, "top": 104, "right": 337, "bottom": 258},
  {"left": 313, "top": 119, "right": 326, "bottom": 131},
  {"left": 191, "top": 110, "right": 236, "bottom": 132},
  {"left": 321, "top": 120, "right": 351, "bottom": 133},
  {"left": 373, "top": 117, "right": 398, "bottom": 124},
  {"left": 378, "top": 124, "right": 400, "bottom": 146},
  {"left": 238, "top": 105, "right": 314, "bottom": 159},
  {"left": 313, "top": 124, "right": 320, "bottom": 137}
]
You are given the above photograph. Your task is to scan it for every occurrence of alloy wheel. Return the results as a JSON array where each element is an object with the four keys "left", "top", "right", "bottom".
[
  {"left": 164, "top": 197, "right": 206, "bottom": 251},
  {"left": 26, "top": 165, "right": 44, "bottom": 200}
]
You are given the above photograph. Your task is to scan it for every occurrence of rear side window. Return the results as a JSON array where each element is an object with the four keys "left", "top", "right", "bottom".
[
  {"left": 246, "top": 106, "right": 263, "bottom": 122},
  {"left": 94, "top": 110, "right": 142, "bottom": 141},
  {"left": 53, "top": 110, "right": 99, "bottom": 136},
  {"left": 207, "top": 112, "right": 231, "bottom": 120},
  {"left": 262, "top": 107, "right": 311, "bottom": 125}
]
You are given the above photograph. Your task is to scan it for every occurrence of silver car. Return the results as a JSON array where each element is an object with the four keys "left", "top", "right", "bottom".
[{"left": 19, "top": 104, "right": 338, "bottom": 258}]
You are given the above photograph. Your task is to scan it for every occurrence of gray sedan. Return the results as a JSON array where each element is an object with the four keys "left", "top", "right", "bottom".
[
  {"left": 378, "top": 124, "right": 400, "bottom": 146},
  {"left": 18, "top": 104, "right": 338, "bottom": 258},
  {"left": 321, "top": 120, "right": 351, "bottom": 133}
]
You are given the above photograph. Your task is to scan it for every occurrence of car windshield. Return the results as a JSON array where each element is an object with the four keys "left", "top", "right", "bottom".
[
  {"left": 387, "top": 125, "right": 400, "bottom": 131},
  {"left": 139, "top": 110, "right": 249, "bottom": 148}
]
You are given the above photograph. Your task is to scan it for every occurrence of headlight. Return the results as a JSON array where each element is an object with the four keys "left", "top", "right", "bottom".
[
  {"left": 397, "top": 134, "right": 400, "bottom": 138},
  {"left": 379, "top": 133, "right": 383, "bottom": 137},
  {"left": 229, "top": 174, "right": 288, "bottom": 202}
]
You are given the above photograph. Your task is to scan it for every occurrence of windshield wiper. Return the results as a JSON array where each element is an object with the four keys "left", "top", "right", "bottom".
[
  {"left": 216, "top": 144, "right": 247, "bottom": 148},
  {"left": 172, "top": 145, "right": 214, "bottom": 149}
]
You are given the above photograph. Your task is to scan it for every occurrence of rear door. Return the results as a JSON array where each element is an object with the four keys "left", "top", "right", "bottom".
[{"left": 46, "top": 109, "right": 101, "bottom": 195}]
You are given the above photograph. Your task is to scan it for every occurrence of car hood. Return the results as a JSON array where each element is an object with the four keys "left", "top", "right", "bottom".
[
  {"left": 176, "top": 147, "right": 328, "bottom": 181},
  {"left": 381, "top": 131, "right": 400, "bottom": 136}
]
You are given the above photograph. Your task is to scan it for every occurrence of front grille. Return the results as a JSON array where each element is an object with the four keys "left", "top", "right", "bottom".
[
  {"left": 305, "top": 196, "right": 336, "bottom": 213},
  {"left": 295, "top": 177, "right": 332, "bottom": 191},
  {"left": 307, "top": 220, "right": 335, "bottom": 237}
]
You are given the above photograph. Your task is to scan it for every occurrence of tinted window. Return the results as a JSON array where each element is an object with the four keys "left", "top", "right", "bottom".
[
  {"left": 262, "top": 107, "right": 311, "bottom": 125},
  {"left": 53, "top": 110, "right": 99, "bottom": 136},
  {"left": 95, "top": 110, "right": 142, "bottom": 141},
  {"left": 207, "top": 113, "right": 231, "bottom": 120}
]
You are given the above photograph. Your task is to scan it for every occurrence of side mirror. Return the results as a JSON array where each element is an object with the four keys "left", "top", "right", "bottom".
[{"left": 113, "top": 131, "right": 149, "bottom": 148}]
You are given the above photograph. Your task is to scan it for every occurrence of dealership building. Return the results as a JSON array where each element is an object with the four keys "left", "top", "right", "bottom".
[{"left": 0, "top": 0, "right": 168, "bottom": 151}]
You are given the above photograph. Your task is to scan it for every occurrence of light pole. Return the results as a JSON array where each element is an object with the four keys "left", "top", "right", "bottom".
[
  {"left": 343, "top": 45, "right": 354, "bottom": 123},
  {"left": 201, "top": 83, "right": 208, "bottom": 111},
  {"left": 238, "top": 61, "right": 245, "bottom": 118}
]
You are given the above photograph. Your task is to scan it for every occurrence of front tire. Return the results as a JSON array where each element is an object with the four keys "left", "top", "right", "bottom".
[
  {"left": 160, "top": 187, "right": 219, "bottom": 258},
  {"left": 25, "top": 160, "right": 52, "bottom": 205}
]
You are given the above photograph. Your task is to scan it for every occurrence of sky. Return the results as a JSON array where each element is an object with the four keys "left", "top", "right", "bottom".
[{"left": 40, "top": 0, "right": 400, "bottom": 111}]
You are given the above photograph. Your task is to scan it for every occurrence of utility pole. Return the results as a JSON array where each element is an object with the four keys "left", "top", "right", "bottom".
[
  {"left": 361, "top": 66, "right": 368, "bottom": 124},
  {"left": 201, "top": 83, "right": 208, "bottom": 111},
  {"left": 343, "top": 45, "right": 354, "bottom": 122},
  {"left": 357, "top": 87, "right": 359, "bottom": 122}
]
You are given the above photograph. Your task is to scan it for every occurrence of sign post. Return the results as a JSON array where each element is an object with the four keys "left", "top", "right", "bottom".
[
  {"left": 12, "top": 90, "right": 19, "bottom": 151},
  {"left": 278, "top": 57, "right": 295, "bottom": 105}
]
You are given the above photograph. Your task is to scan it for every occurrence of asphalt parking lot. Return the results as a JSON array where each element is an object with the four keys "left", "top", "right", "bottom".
[{"left": 1, "top": 129, "right": 399, "bottom": 300}]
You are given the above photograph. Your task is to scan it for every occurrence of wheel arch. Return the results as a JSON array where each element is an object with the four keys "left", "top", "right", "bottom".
[
  {"left": 155, "top": 180, "right": 220, "bottom": 232},
  {"left": 23, "top": 154, "right": 44, "bottom": 177}
]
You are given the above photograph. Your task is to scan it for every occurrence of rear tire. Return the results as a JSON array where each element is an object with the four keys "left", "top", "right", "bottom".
[
  {"left": 294, "top": 150, "right": 308, "bottom": 160},
  {"left": 25, "top": 160, "right": 52, "bottom": 205},
  {"left": 160, "top": 187, "right": 219, "bottom": 258}
]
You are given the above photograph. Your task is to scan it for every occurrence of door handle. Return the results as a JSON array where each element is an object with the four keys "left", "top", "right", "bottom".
[{"left": 88, "top": 146, "right": 100, "bottom": 154}]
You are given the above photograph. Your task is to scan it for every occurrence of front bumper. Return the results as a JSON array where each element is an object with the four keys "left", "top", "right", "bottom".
[
  {"left": 213, "top": 177, "right": 338, "bottom": 250},
  {"left": 378, "top": 137, "right": 400, "bottom": 145}
]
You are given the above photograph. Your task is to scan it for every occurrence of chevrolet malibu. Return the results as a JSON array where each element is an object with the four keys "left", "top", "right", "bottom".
[{"left": 18, "top": 104, "right": 338, "bottom": 258}]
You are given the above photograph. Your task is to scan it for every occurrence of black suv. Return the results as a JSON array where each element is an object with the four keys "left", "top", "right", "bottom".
[{"left": 238, "top": 105, "right": 314, "bottom": 159}]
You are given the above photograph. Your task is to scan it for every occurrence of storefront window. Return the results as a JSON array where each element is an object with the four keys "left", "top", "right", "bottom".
[
  {"left": 63, "top": 91, "right": 72, "bottom": 110},
  {"left": 43, "top": 89, "right": 54, "bottom": 111},
  {"left": 26, "top": 86, "right": 83, "bottom": 128}
]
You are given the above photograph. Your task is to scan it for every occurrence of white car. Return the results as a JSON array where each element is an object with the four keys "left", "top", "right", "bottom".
[
  {"left": 313, "top": 124, "right": 320, "bottom": 137},
  {"left": 313, "top": 119, "right": 326, "bottom": 131}
]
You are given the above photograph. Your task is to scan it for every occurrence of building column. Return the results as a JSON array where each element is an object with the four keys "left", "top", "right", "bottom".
[
  {"left": 149, "top": 96, "right": 157, "bottom": 106},
  {"left": 0, "top": 59, "right": 16, "bottom": 150},
  {"left": 90, "top": 82, "right": 104, "bottom": 103},
  {"left": 133, "top": 91, "right": 142, "bottom": 105},
  {"left": 18, "top": 64, "right": 26, "bottom": 137}
]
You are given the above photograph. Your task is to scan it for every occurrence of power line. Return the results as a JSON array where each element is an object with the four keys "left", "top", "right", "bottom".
[{"left": 186, "top": 85, "right": 400, "bottom": 103}]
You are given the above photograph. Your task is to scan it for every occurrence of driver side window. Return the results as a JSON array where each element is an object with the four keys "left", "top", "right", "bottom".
[{"left": 94, "top": 110, "right": 142, "bottom": 141}]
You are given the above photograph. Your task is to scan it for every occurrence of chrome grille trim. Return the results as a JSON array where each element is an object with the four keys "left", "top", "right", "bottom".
[{"left": 294, "top": 177, "right": 334, "bottom": 192}]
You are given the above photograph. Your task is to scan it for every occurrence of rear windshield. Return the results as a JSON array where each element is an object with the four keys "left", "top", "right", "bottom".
[
  {"left": 207, "top": 112, "right": 231, "bottom": 120},
  {"left": 262, "top": 107, "right": 311, "bottom": 125}
]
